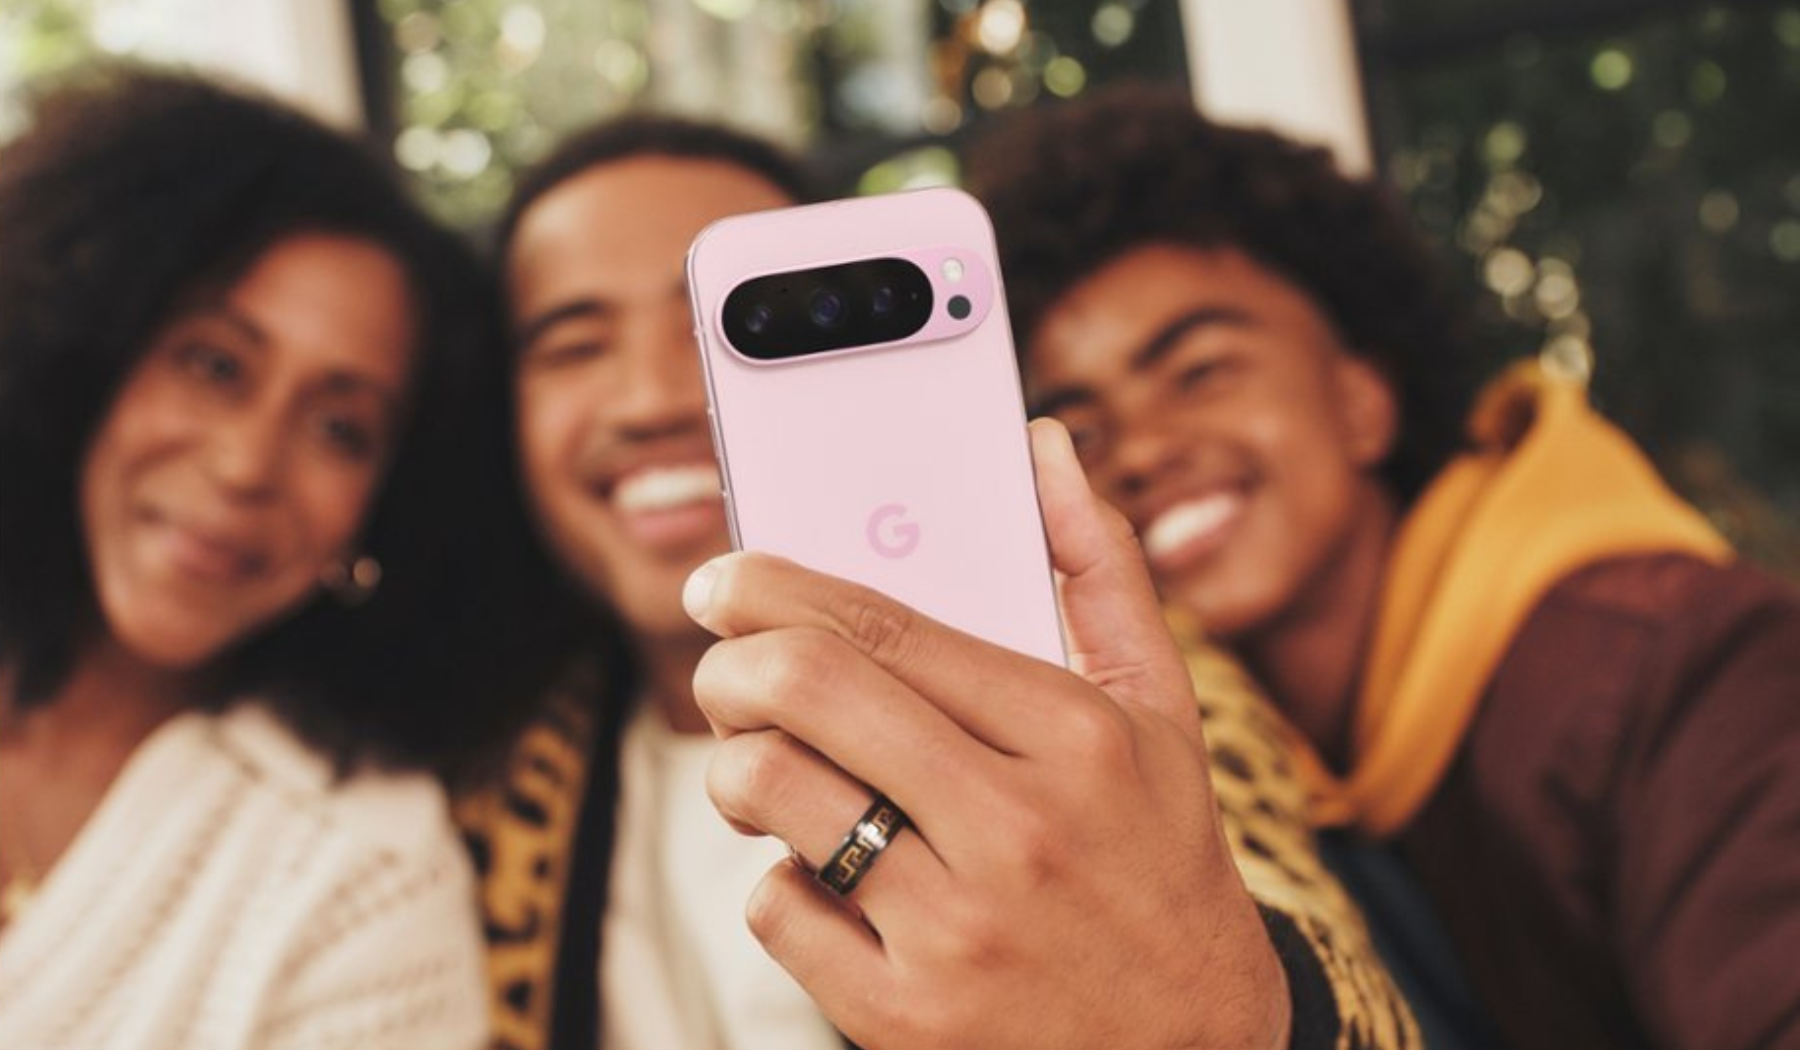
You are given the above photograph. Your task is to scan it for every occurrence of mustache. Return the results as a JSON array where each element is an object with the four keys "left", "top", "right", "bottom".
[{"left": 573, "top": 416, "right": 717, "bottom": 485}]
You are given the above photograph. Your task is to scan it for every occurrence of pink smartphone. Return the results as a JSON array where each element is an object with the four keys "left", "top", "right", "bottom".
[{"left": 686, "top": 187, "right": 1064, "bottom": 667}]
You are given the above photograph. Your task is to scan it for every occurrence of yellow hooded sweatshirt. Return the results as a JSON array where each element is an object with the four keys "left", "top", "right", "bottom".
[{"left": 1288, "top": 360, "right": 1732, "bottom": 836}]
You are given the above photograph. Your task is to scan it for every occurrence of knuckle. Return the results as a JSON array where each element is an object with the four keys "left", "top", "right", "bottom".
[
  {"left": 937, "top": 893, "right": 1013, "bottom": 973},
  {"left": 707, "top": 731, "right": 791, "bottom": 816},
  {"left": 992, "top": 802, "right": 1069, "bottom": 885},
  {"left": 732, "top": 732, "right": 787, "bottom": 800},
  {"left": 1059, "top": 700, "right": 1139, "bottom": 774},
  {"left": 753, "top": 627, "right": 844, "bottom": 702},
  {"left": 703, "top": 745, "right": 744, "bottom": 814},
  {"left": 743, "top": 869, "right": 799, "bottom": 948},
  {"left": 837, "top": 594, "right": 924, "bottom": 668},
  {"left": 1099, "top": 498, "right": 1139, "bottom": 547},
  {"left": 690, "top": 639, "right": 741, "bottom": 712},
  {"left": 876, "top": 992, "right": 960, "bottom": 1048}
]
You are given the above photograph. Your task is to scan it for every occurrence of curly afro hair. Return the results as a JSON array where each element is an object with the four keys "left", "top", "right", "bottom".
[
  {"left": 0, "top": 65, "right": 551, "bottom": 779},
  {"left": 968, "top": 82, "right": 1477, "bottom": 505}
]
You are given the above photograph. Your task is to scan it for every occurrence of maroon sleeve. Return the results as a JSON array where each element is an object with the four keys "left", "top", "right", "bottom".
[{"left": 1608, "top": 561, "right": 1800, "bottom": 1050}]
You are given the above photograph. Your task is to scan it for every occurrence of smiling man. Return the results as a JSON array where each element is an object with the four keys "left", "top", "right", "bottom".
[
  {"left": 455, "top": 119, "right": 830, "bottom": 1050},
  {"left": 975, "top": 83, "right": 1800, "bottom": 1050},
  {"left": 1017, "top": 242, "right": 1404, "bottom": 755},
  {"left": 458, "top": 114, "right": 1421, "bottom": 1050},
  {"left": 504, "top": 142, "right": 793, "bottom": 738}
]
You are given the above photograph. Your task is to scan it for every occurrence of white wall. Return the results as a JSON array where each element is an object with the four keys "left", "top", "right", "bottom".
[
  {"left": 94, "top": 0, "right": 363, "bottom": 128},
  {"left": 1180, "top": 0, "right": 1371, "bottom": 174}
]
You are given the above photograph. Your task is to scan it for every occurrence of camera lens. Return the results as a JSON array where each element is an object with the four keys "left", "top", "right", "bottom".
[
  {"left": 809, "top": 288, "right": 846, "bottom": 329},
  {"left": 744, "top": 304, "right": 774, "bottom": 335},
  {"left": 871, "top": 286, "right": 896, "bottom": 317}
]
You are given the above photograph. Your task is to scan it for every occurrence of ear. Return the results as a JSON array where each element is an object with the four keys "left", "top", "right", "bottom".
[{"left": 1332, "top": 352, "right": 1399, "bottom": 469}]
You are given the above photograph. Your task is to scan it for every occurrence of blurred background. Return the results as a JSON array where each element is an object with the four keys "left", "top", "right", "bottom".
[{"left": 3, "top": 0, "right": 1796, "bottom": 571}]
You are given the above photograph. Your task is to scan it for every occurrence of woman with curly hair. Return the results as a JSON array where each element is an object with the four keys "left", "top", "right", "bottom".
[{"left": 0, "top": 66, "right": 534, "bottom": 1049}]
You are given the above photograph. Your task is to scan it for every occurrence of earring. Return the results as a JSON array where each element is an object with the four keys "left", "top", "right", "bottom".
[{"left": 321, "top": 555, "right": 383, "bottom": 607}]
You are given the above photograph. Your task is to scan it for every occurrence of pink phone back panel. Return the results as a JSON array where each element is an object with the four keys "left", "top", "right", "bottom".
[{"left": 687, "top": 188, "right": 1064, "bottom": 667}]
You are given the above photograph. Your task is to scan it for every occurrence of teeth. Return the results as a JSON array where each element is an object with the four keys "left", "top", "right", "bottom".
[
  {"left": 1143, "top": 495, "right": 1240, "bottom": 561},
  {"left": 613, "top": 464, "right": 721, "bottom": 514}
]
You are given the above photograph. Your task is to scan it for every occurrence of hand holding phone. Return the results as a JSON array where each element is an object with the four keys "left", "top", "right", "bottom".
[{"left": 681, "top": 418, "right": 1289, "bottom": 1050}]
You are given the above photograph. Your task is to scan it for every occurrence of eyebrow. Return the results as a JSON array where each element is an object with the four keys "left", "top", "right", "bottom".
[
  {"left": 1029, "top": 304, "right": 1257, "bottom": 418},
  {"left": 514, "top": 298, "right": 615, "bottom": 356},
  {"left": 192, "top": 301, "right": 270, "bottom": 349}
]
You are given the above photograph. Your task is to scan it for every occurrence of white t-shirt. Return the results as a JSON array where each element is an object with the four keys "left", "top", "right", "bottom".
[
  {"left": 0, "top": 703, "right": 488, "bottom": 1050},
  {"left": 600, "top": 700, "right": 841, "bottom": 1050}
]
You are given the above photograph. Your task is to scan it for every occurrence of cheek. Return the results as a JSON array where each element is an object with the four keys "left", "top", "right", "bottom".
[
  {"left": 80, "top": 384, "right": 172, "bottom": 556},
  {"left": 513, "top": 378, "right": 624, "bottom": 587},
  {"left": 1254, "top": 421, "right": 1372, "bottom": 579},
  {"left": 516, "top": 379, "right": 585, "bottom": 492},
  {"left": 81, "top": 431, "right": 123, "bottom": 528},
  {"left": 79, "top": 449, "right": 128, "bottom": 592},
  {"left": 1237, "top": 367, "right": 1352, "bottom": 464},
  {"left": 1257, "top": 414, "right": 1358, "bottom": 516}
]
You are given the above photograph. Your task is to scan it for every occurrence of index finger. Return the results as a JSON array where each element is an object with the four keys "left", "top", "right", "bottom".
[
  {"left": 684, "top": 551, "right": 1089, "bottom": 757},
  {"left": 684, "top": 418, "right": 1204, "bottom": 746}
]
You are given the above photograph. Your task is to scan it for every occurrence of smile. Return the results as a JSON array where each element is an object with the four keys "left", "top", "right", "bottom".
[
  {"left": 1142, "top": 492, "right": 1245, "bottom": 571},
  {"left": 608, "top": 462, "right": 726, "bottom": 550},
  {"left": 148, "top": 511, "right": 270, "bottom": 583},
  {"left": 611, "top": 462, "right": 721, "bottom": 514}
]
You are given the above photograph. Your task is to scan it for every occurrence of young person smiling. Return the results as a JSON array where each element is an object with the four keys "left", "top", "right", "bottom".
[
  {"left": 977, "top": 83, "right": 1800, "bottom": 1050},
  {"left": 0, "top": 67, "right": 529, "bottom": 1049}
]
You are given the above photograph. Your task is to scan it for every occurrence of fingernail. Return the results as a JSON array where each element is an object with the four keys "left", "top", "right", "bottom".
[{"left": 683, "top": 558, "right": 722, "bottom": 622}]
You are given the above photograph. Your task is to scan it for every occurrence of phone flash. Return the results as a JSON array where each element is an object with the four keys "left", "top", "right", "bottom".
[{"left": 942, "top": 258, "right": 965, "bottom": 283}]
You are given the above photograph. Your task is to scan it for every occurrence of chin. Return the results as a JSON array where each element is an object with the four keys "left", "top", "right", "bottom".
[
  {"left": 116, "top": 626, "right": 230, "bottom": 672},
  {"left": 111, "top": 590, "right": 300, "bottom": 672},
  {"left": 1166, "top": 575, "right": 1280, "bottom": 644},
  {"left": 607, "top": 579, "right": 706, "bottom": 641},
  {"left": 624, "top": 607, "right": 714, "bottom": 647}
]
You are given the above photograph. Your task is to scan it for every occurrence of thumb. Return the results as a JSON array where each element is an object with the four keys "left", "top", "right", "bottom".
[{"left": 1029, "top": 418, "right": 1202, "bottom": 740}]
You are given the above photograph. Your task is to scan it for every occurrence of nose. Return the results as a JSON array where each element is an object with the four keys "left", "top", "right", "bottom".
[
  {"left": 1106, "top": 413, "right": 1184, "bottom": 501},
  {"left": 204, "top": 404, "right": 286, "bottom": 500},
  {"left": 610, "top": 308, "right": 707, "bottom": 439}
]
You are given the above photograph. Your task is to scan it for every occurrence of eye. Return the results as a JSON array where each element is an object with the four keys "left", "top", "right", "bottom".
[
  {"left": 177, "top": 341, "right": 245, "bottom": 387},
  {"left": 525, "top": 338, "right": 608, "bottom": 370},
  {"left": 1171, "top": 351, "right": 1247, "bottom": 401},
  {"left": 1176, "top": 359, "right": 1222, "bottom": 391},
  {"left": 314, "top": 410, "right": 380, "bottom": 462},
  {"left": 1061, "top": 416, "right": 1110, "bottom": 465}
]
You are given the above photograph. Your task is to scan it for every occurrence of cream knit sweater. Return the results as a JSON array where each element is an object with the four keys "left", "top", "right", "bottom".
[{"left": 0, "top": 703, "right": 488, "bottom": 1049}]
